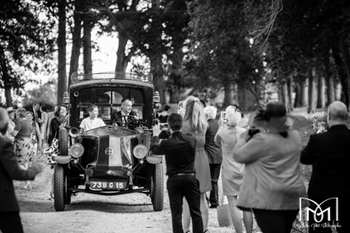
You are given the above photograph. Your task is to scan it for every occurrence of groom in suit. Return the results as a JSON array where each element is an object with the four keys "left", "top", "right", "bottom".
[
  {"left": 301, "top": 101, "right": 350, "bottom": 233},
  {"left": 0, "top": 107, "right": 42, "bottom": 233},
  {"left": 112, "top": 97, "right": 139, "bottom": 128}
]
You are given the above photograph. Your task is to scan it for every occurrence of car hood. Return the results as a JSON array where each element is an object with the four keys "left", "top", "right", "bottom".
[{"left": 83, "top": 125, "right": 139, "bottom": 137}]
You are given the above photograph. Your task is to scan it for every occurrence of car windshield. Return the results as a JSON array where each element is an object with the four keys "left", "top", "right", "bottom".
[{"left": 77, "top": 87, "right": 145, "bottom": 122}]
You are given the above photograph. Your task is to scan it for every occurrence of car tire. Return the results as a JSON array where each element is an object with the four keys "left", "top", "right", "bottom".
[
  {"left": 59, "top": 128, "right": 69, "bottom": 155},
  {"left": 151, "top": 163, "right": 164, "bottom": 211},
  {"left": 54, "top": 164, "right": 66, "bottom": 211},
  {"left": 65, "top": 169, "right": 71, "bottom": 205}
]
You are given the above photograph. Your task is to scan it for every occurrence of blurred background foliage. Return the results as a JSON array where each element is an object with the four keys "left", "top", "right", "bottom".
[{"left": 1, "top": 0, "right": 350, "bottom": 112}]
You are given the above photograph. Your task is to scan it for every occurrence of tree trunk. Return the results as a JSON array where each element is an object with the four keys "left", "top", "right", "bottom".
[
  {"left": 149, "top": 53, "right": 165, "bottom": 103},
  {"left": 331, "top": 46, "right": 349, "bottom": 107},
  {"left": 0, "top": 48, "right": 13, "bottom": 106},
  {"left": 317, "top": 75, "right": 325, "bottom": 108},
  {"left": 68, "top": 0, "right": 83, "bottom": 86},
  {"left": 308, "top": 67, "right": 317, "bottom": 113},
  {"left": 335, "top": 82, "right": 342, "bottom": 101},
  {"left": 326, "top": 75, "right": 335, "bottom": 105},
  {"left": 340, "top": 38, "right": 350, "bottom": 109},
  {"left": 223, "top": 83, "right": 234, "bottom": 108},
  {"left": 287, "top": 76, "right": 293, "bottom": 112},
  {"left": 281, "top": 80, "right": 290, "bottom": 111},
  {"left": 57, "top": 0, "right": 67, "bottom": 102},
  {"left": 325, "top": 48, "right": 335, "bottom": 106},
  {"left": 301, "top": 78, "right": 308, "bottom": 107},
  {"left": 83, "top": 20, "right": 93, "bottom": 77},
  {"left": 237, "top": 83, "right": 258, "bottom": 111},
  {"left": 294, "top": 81, "right": 300, "bottom": 108},
  {"left": 115, "top": 32, "right": 129, "bottom": 73},
  {"left": 4, "top": 89, "right": 12, "bottom": 107}
]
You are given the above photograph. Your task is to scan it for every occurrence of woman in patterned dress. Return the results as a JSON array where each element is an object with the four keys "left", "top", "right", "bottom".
[
  {"left": 11, "top": 108, "right": 34, "bottom": 189},
  {"left": 182, "top": 95, "right": 211, "bottom": 233},
  {"left": 215, "top": 106, "right": 253, "bottom": 233},
  {"left": 26, "top": 111, "right": 42, "bottom": 163}
]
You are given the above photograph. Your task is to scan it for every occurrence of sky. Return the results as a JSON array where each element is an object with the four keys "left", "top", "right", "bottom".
[{"left": 24, "top": 32, "right": 119, "bottom": 91}]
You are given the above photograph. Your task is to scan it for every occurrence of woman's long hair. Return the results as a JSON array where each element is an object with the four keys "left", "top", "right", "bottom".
[
  {"left": 183, "top": 96, "right": 208, "bottom": 133},
  {"left": 54, "top": 105, "right": 67, "bottom": 124}
]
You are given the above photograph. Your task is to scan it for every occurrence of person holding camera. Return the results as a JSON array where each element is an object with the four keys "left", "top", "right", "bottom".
[
  {"left": 301, "top": 101, "right": 350, "bottom": 233},
  {"left": 215, "top": 105, "right": 253, "bottom": 233},
  {"left": 233, "top": 101, "right": 307, "bottom": 233},
  {"left": 151, "top": 113, "right": 203, "bottom": 233}
]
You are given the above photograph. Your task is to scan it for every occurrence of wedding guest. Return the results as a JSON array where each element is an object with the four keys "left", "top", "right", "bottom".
[
  {"left": 26, "top": 111, "right": 42, "bottom": 157},
  {"left": 39, "top": 105, "right": 49, "bottom": 146},
  {"left": 182, "top": 96, "right": 211, "bottom": 233},
  {"left": 79, "top": 104, "right": 105, "bottom": 133},
  {"left": 11, "top": 108, "right": 34, "bottom": 189},
  {"left": 215, "top": 105, "right": 253, "bottom": 233},
  {"left": 301, "top": 101, "right": 350, "bottom": 233},
  {"left": 151, "top": 113, "right": 203, "bottom": 233},
  {"left": 159, "top": 104, "right": 171, "bottom": 123},
  {"left": 233, "top": 101, "right": 307, "bottom": 233},
  {"left": 31, "top": 102, "right": 42, "bottom": 126},
  {"left": 203, "top": 106, "right": 222, "bottom": 209},
  {"left": 46, "top": 105, "right": 58, "bottom": 142},
  {"left": 5, "top": 107, "right": 16, "bottom": 143},
  {"left": 0, "top": 107, "right": 42, "bottom": 233},
  {"left": 112, "top": 97, "right": 139, "bottom": 128},
  {"left": 48, "top": 105, "right": 68, "bottom": 145}
]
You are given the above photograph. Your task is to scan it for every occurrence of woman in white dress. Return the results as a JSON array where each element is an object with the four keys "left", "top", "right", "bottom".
[
  {"left": 215, "top": 105, "right": 253, "bottom": 233},
  {"left": 79, "top": 104, "right": 106, "bottom": 133}
]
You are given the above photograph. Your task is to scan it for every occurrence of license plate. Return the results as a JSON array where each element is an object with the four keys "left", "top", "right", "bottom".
[{"left": 90, "top": 181, "right": 126, "bottom": 190}]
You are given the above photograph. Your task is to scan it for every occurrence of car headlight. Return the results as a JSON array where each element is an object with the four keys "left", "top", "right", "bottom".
[
  {"left": 133, "top": 144, "right": 148, "bottom": 159},
  {"left": 69, "top": 143, "right": 84, "bottom": 158}
]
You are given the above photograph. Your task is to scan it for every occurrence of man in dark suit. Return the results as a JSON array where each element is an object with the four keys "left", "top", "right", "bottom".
[
  {"left": 112, "top": 97, "right": 139, "bottom": 127},
  {"left": 301, "top": 101, "right": 350, "bottom": 233},
  {"left": 151, "top": 113, "right": 203, "bottom": 233},
  {"left": 0, "top": 107, "right": 42, "bottom": 233},
  {"left": 204, "top": 106, "right": 222, "bottom": 208}
]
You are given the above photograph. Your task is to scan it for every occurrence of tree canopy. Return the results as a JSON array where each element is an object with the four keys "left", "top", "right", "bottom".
[
  {"left": 0, "top": 0, "right": 55, "bottom": 106},
  {"left": 2, "top": 0, "right": 350, "bottom": 111}
]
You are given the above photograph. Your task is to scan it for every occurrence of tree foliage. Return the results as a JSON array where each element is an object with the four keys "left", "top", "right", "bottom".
[
  {"left": 186, "top": 0, "right": 265, "bottom": 107},
  {"left": 0, "top": 0, "right": 55, "bottom": 106},
  {"left": 265, "top": 0, "right": 350, "bottom": 109}
]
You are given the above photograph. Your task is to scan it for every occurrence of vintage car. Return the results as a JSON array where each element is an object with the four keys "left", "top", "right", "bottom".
[{"left": 47, "top": 72, "right": 164, "bottom": 212}]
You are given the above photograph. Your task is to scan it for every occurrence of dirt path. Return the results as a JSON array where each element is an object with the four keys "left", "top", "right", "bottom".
[{"left": 14, "top": 160, "right": 263, "bottom": 233}]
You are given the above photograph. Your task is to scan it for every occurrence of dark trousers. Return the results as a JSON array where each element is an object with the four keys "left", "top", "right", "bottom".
[
  {"left": 167, "top": 175, "right": 203, "bottom": 233},
  {"left": 0, "top": 212, "right": 24, "bottom": 233},
  {"left": 253, "top": 209, "right": 298, "bottom": 233},
  {"left": 209, "top": 164, "right": 221, "bottom": 206}
]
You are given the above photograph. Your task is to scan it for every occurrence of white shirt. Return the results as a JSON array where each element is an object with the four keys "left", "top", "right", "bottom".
[{"left": 79, "top": 117, "right": 106, "bottom": 131}]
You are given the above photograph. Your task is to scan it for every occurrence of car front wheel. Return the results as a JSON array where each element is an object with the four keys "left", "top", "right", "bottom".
[
  {"left": 54, "top": 164, "right": 66, "bottom": 211},
  {"left": 150, "top": 163, "right": 164, "bottom": 211}
]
